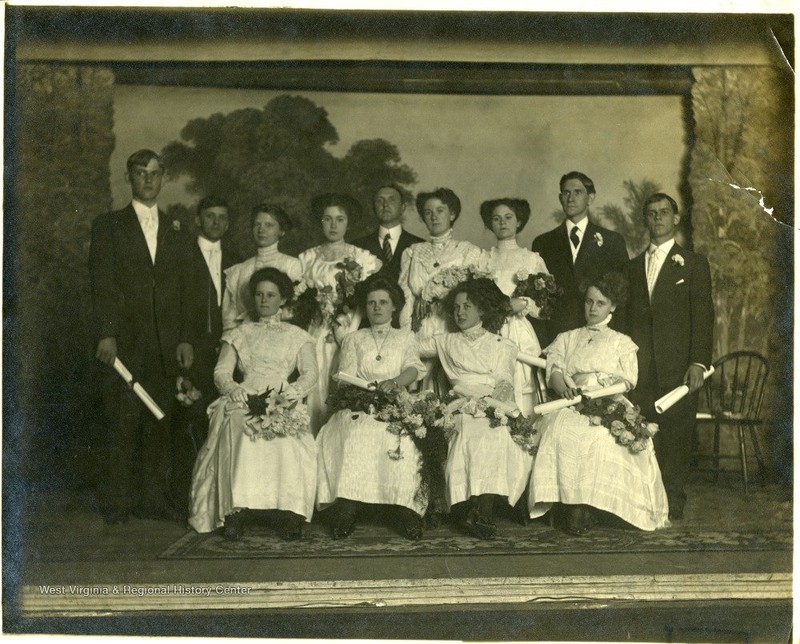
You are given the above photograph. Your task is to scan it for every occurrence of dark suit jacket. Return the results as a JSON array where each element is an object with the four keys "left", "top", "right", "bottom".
[
  {"left": 531, "top": 220, "right": 628, "bottom": 343},
  {"left": 352, "top": 227, "right": 424, "bottom": 283},
  {"left": 626, "top": 242, "right": 714, "bottom": 392},
  {"left": 89, "top": 203, "right": 199, "bottom": 379}
]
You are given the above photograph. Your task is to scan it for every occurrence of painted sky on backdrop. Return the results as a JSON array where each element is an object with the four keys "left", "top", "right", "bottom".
[{"left": 111, "top": 85, "right": 685, "bottom": 250}]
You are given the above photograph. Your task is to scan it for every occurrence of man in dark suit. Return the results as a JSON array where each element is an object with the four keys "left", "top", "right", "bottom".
[
  {"left": 352, "top": 184, "right": 423, "bottom": 282},
  {"left": 531, "top": 171, "right": 628, "bottom": 345},
  {"left": 626, "top": 193, "right": 714, "bottom": 520},
  {"left": 172, "top": 195, "right": 241, "bottom": 511},
  {"left": 89, "top": 149, "right": 197, "bottom": 524}
]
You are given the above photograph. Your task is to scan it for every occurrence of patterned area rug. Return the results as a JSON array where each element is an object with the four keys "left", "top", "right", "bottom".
[{"left": 161, "top": 515, "right": 793, "bottom": 560}]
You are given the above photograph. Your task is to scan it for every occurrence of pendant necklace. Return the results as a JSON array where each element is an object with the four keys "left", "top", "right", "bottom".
[{"left": 371, "top": 328, "right": 391, "bottom": 361}]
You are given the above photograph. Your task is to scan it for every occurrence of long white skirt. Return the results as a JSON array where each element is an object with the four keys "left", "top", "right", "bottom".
[
  {"left": 189, "top": 398, "right": 317, "bottom": 533},
  {"left": 306, "top": 322, "right": 339, "bottom": 436},
  {"left": 446, "top": 413, "right": 533, "bottom": 508},
  {"left": 499, "top": 315, "right": 542, "bottom": 417},
  {"left": 317, "top": 410, "right": 427, "bottom": 516},
  {"left": 528, "top": 407, "right": 670, "bottom": 530}
]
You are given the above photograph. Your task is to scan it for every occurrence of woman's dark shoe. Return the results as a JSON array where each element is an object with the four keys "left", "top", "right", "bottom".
[
  {"left": 280, "top": 512, "right": 304, "bottom": 541},
  {"left": 332, "top": 499, "right": 357, "bottom": 539},
  {"left": 564, "top": 504, "right": 591, "bottom": 536},
  {"left": 464, "top": 507, "right": 497, "bottom": 540},
  {"left": 223, "top": 510, "right": 245, "bottom": 541},
  {"left": 397, "top": 507, "right": 424, "bottom": 541}
]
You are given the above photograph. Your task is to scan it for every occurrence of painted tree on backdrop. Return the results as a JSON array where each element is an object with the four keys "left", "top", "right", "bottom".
[
  {"left": 161, "top": 95, "right": 417, "bottom": 256},
  {"left": 689, "top": 65, "right": 792, "bottom": 482}
]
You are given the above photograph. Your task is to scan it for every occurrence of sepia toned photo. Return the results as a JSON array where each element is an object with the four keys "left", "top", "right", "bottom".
[{"left": 4, "top": 5, "right": 793, "bottom": 640}]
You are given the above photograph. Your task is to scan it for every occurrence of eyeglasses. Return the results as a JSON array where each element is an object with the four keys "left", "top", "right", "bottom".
[{"left": 131, "top": 168, "right": 164, "bottom": 179}]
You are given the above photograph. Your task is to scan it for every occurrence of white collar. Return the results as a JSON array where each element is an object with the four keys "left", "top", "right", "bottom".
[
  {"left": 378, "top": 224, "right": 402, "bottom": 240},
  {"left": 461, "top": 323, "right": 486, "bottom": 341},
  {"left": 429, "top": 230, "right": 453, "bottom": 246},
  {"left": 197, "top": 236, "right": 221, "bottom": 253},
  {"left": 370, "top": 321, "right": 392, "bottom": 334},
  {"left": 257, "top": 242, "right": 280, "bottom": 258},
  {"left": 566, "top": 217, "right": 589, "bottom": 234},
  {"left": 496, "top": 238, "right": 519, "bottom": 250},
  {"left": 132, "top": 200, "right": 158, "bottom": 219},
  {"left": 586, "top": 312, "right": 613, "bottom": 330},
  {"left": 649, "top": 238, "right": 676, "bottom": 255}
]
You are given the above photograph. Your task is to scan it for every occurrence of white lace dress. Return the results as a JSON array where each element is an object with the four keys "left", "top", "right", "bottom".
[
  {"left": 420, "top": 329, "right": 533, "bottom": 508},
  {"left": 398, "top": 231, "right": 482, "bottom": 392},
  {"left": 188, "top": 316, "right": 318, "bottom": 533},
  {"left": 298, "top": 243, "right": 382, "bottom": 434},
  {"left": 316, "top": 325, "right": 427, "bottom": 515},
  {"left": 221, "top": 244, "right": 302, "bottom": 331},
  {"left": 528, "top": 325, "right": 670, "bottom": 530},
  {"left": 481, "top": 240, "right": 550, "bottom": 416}
]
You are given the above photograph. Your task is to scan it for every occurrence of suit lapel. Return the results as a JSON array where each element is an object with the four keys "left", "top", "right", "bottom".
[
  {"left": 651, "top": 242, "right": 682, "bottom": 305},
  {"left": 119, "top": 204, "right": 153, "bottom": 270},
  {"left": 574, "top": 221, "right": 598, "bottom": 273},
  {"left": 556, "top": 224, "right": 576, "bottom": 275}
]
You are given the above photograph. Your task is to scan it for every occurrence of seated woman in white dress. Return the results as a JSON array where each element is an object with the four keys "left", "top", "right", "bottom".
[
  {"left": 298, "top": 193, "right": 382, "bottom": 434},
  {"left": 222, "top": 203, "right": 302, "bottom": 331},
  {"left": 419, "top": 278, "right": 533, "bottom": 540},
  {"left": 316, "top": 274, "right": 428, "bottom": 540},
  {"left": 189, "top": 267, "right": 318, "bottom": 541},
  {"left": 528, "top": 272, "right": 669, "bottom": 535},
  {"left": 398, "top": 188, "right": 483, "bottom": 392},
  {"left": 479, "top": 198, "right": 551, "bottom": 416}
]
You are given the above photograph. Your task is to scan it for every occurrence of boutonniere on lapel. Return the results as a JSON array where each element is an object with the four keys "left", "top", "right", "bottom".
[
  {"left": 593, "top": 232, "right": 603, "bottom": 247},
  {"left": 171, "top": 219, "right": 181, "bottom": 232},
  {"left": 671, "top": 254, "right": 685, "bottom": 267}
]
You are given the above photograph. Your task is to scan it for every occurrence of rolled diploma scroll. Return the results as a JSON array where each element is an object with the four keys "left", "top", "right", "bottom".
[
  {"left": 532, "top": 381, "right": 629, "bottom": 416},
  {"left": 333, "top": 372, "right": 375, "bottom": 391},
  {"left": 112, "top": 358, "right": 165, "bottom": 420},
  {"left": 450, "top": 383, "right": 520, "bottom": 418},
  {"left": 655, "top": 366, "right": 715, "bottom": 414},
  {"left": 516, "top": 351, "right": 547, "bottom": 369}
]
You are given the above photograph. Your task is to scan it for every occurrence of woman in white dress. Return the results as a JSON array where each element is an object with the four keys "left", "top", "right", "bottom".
[
  {"left": 221, "top": 203, "right": 302, "bottom": 331},
  {"left": 528, "top": 272, "right": 669, "bottom": 534},
  {"left": 298, "top": 193, "right": 382, "bottom": 434},
  {"left": 316, "top": 275, "right": 427, "bottom": 540},
  {"left": 398, "top": 188, "right": 482, "bottom": 391},
  {"left": 189, "top": 267, "right": 318, "bottom": 541},
  {"left": 419, "top": 278, "right": 533, "bottom": 540},
  {"left": 479, "top": 198, "right": 550, "bottom": 416}
]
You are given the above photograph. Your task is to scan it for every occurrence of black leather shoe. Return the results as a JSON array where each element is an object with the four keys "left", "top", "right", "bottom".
[
  {"left": 332, "top": 500, "right": 357, "bottom": 539},
  {"left": 564, "top": 504, "right": 590, "bottom": 536},
  {"left": 103, "top": 507, "right": 129, "bottom": 525},
  {"left": 464, "top": 508, "right": 497, "bottom": 540},
  {"left": 280, "top": 513, "right": 304, "bottom": 541},
  {"left": 397, "top": 507, "right": 424, "bottom": 541},
  {"left": 223, "top": 511, "right": 245, "bottom": 541}
]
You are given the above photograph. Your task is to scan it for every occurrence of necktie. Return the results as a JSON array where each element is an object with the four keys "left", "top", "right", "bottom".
[
  {"left": 382, "top": 233, "right": 393, "bottom": 263},
  {"left": 569, "top": 226, "right": 580, "bottom": 248},
  {"left": 646, "top": 246, "right": 661, "bottom": 298}
]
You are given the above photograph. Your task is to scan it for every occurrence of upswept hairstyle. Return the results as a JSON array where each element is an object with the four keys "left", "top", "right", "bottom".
[
  {"left": 479, "top": 198, "right": 531, "bottom": 233},
  {"left": 356, "top": 273, "right": 406, "bottom": 328},
  {"left": 415, "top": 187, "right": 462, "bottom": 223},
  {"left": 251, "top": 202, "right": 293, "bottom": 231},
  {"left": 248, "top": 267, "right": 295, "bottom": 302},
  {"left": 443, "top": 277, "right": 511, "bottom": 334},
  {"left": 310, "top": 193, "right": 362, "bottom": 221},
  {"left": 580, "top": 271, "right": 629, "bottom": 308},
  {"left": 559, "top": 171, "right": 595, "bottom": 196}
]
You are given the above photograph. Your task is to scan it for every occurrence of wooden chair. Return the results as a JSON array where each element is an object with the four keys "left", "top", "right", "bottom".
[{"left": 695, "top": 351, "right": 769, "bottom": 494}]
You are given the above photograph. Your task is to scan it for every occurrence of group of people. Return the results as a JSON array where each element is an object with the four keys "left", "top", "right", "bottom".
[{"left": 89, "top": 148, "right": 713, "bottom": 543}]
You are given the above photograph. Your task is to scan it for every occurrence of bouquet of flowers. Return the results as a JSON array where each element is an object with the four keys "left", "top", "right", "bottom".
[
  {"left": 327, "top": 384, "right": 454, "bottom": 509},
  {"left": 334, "top": 257, "right": 364, "bottom": 313},
  {"left": 578, "top": 397, "right": 658, "bottom": 454},
  {"left": 244, "top": 385, "right": 310, "bottom": 441},
  {"left": 512, "top": 270, "right": 563, "bottom": 319},
  {"left": 445, "top": 393, "right": 539, "bottom": 456},
  {"left": 420, "top": 264, "right": 494, "bottom": 302},
  {"left": 175, "top": 376, "right": 202, "bottom": 407}
]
